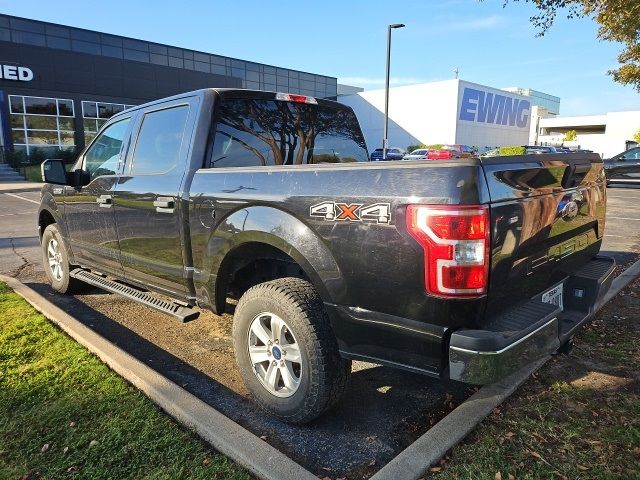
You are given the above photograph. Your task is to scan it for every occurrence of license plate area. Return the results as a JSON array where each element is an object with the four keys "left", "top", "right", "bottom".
[{"left": 542, "top": 283, "right": 564, "bottom": 310}]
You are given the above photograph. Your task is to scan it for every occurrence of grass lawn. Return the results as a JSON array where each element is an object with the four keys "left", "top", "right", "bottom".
[
  {"left": 427, "top": 278, "right": 640, "bottom": 480},
  {"left": 0, "top": 282, "right": 249, "bottom": 480},
  {"left": 23, "top": 165, "right": 41, "bottom": 183}
]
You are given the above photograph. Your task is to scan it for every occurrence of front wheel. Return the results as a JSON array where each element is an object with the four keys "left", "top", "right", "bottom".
[
  {"left": 41, "top": 224, "right": 86, "bottom": 294},
  {"left": 232, "top": 277, "right": 351, "bottom": 424}
]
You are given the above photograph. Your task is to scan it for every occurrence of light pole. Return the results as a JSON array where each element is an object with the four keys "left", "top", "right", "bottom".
[{"left": 383, "top": 23, "right": 405, "bottom": 161}]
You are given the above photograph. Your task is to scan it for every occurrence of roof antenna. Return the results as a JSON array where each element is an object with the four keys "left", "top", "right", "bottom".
[{"left": 453, "top": 67, "right": 459, "bottom": 79}]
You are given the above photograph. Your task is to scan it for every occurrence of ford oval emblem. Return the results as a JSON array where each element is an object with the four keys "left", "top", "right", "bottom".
[{"left": 561, "top": 200, "right": 579, "bottom": 220}]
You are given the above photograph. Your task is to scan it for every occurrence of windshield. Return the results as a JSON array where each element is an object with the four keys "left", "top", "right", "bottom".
[{"left": 211, "top": 98, "right": 369, "bottom": 167}]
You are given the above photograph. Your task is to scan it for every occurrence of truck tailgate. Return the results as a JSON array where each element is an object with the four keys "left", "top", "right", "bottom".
[{"left": 480, "top": 153, "right": 607, "bottom": 321}]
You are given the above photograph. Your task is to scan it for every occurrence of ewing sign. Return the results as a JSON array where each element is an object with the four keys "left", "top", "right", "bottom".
[
  {"left": 0, "top": 65, "right": 34, "bottom": 82},
  {"left": 459, "top": 87, "right": 530, "bottom": 128}
]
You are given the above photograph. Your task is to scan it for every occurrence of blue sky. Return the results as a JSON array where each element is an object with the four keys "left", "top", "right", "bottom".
[{"left": 3, "top": 0, "right": 639, "bottom": 115}]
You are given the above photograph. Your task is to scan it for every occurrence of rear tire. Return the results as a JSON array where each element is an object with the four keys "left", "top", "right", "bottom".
[
  {"left": 232, "top": 277, "right": 350, "bottom": 424},
  {"left": 41, "top": 224, "right": 86, "bottom": 294}
]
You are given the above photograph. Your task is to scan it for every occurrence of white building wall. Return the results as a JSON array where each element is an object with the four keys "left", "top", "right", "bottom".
[
  {"left": 340, "top": 79, "right": 541, "bottom": 152},
  {"left": 455, "top": 80, "right": 532, "bottom": 148},
  {"left": 338, "top": 80, "right": 460, "bottom": 151},
  {"left": 535, "top": 110, "right": 640, "bottom": 157},
  {"left": 599, "top": 111, "right": 640, "bottom": 156}
]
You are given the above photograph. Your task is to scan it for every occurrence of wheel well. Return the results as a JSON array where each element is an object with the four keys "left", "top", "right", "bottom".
[
  {"left": 216, "top": 242, "right": 310, "bottom": 313},
  {"left": 38, "top": 210, "right": 56, "bottom": 239}
]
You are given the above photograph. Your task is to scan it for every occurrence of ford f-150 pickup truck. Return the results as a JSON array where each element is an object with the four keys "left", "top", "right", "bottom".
[{"left": 38, "top": 88, "right": 615, "bottom": 424}]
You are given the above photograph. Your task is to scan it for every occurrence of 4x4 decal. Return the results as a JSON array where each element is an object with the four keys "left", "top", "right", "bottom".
[{"left": 310, "top": 202, "right": 392, "bottom": 224}]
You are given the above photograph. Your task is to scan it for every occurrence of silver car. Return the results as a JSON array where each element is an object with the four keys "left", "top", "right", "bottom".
[{"left": 403, "top": 148, "right": 429, "bottom": 160}]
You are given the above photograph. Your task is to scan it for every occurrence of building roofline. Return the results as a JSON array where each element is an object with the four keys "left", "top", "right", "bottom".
[{"left": 0, "top": 13, "right": 337, "bottom": 80}]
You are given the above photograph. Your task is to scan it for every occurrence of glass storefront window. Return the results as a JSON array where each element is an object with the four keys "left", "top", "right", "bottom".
[
  {"left": 25, "top": 115, "right": 58, "bottom": 130},
  {"left": 59, "top": 118, "right": 75, "bottom": 130},
  {"left": 10, "top": 114, "right": 24, "bottom": 128},
  {"left": 24, "top": 97, "right": 57, "bottom": 115},
  {"left": 83, "top": 118, "right": 98, "bottom": 133},
  {"left": 97, "top": 103, "right": 124, "bottom": 119},
  {"left": 82, "top": 100, "right": 135, "bottom": 143},
  {"left": 58, "top": 99, "right": 74, "bottom": 116},
  {"left": 27, "top": 130, "right": 59, "bottom": 145},
  {"left": 82, "top": 101, "right": 97, "bottom": 118},
  {"left": 9, "top": 95, "right": 76, "bottom": 156},
  {"left": 12, "top": 130, "right": 26, "bottom": 144},
  {"left": 9, "top": 96, "right": 24, "bottom": 113}
]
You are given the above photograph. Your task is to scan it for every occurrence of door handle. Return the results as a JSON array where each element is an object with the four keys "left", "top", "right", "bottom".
[
  {"left": 96, "top": 195, "right": 112, "bottom": 207},
  {"left": 153, "top": 196, "right": 175, "bottom": 213}
]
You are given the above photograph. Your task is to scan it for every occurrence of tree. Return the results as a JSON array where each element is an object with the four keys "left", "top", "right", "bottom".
[
  {"left": 564, "top": 129, "right": 578, "bottom": 141},
  {"left": 633, "top": 128, "right": 640, "bottom": 144},
  {"left": 498, "top": 1, "right": 640, "bottom": 91}
]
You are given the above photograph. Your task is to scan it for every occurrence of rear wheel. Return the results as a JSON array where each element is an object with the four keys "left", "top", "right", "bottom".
[
  {"left": 232, "top": 277, "right": 350, "bottom": 424},
  {"left": 41, "top": 224, "right": 86, "bottom": 294}
]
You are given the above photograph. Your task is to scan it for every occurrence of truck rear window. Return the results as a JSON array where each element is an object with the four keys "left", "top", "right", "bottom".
[{"left": 209, "top": 98, "right": 369, "bottom": 167}]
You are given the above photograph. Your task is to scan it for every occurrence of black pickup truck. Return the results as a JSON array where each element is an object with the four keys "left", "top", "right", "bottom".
[{"left": 39, "top": 88, "right": 615, "bottom": 424}]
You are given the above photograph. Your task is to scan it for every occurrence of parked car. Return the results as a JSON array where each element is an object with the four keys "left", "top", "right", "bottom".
[
  {"left": 427, "top": 144, "right": 475, "bottom": 159},
  {"left": 523, "top": 145, "right": 559, "bottom": 154},
  {"left": 403, "top": 148, "right": 429, "bottom": 160},
  {"left": 479, "top": 148, "right": 501, "bottom": 158},
  {"left": 604, "top": 146, "right": 640, "bottom": 182},
  {"left": 39, "top": 88, "right": 615, "bottom": 424},
  {"left": 370, "top": 147, "right": 406, "bottom": 161}
]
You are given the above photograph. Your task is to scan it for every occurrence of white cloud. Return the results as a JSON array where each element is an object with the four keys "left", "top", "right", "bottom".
[{"left": 458, "top": 15, "right": 505, "bottom": 29}]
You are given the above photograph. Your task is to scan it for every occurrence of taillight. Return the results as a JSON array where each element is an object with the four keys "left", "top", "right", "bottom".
[
  {"left": 406, "top": 205, "right": 489, "bottom": 298},
  {"left": 275, "top": 92, "right": 318, "bottom": 104}
]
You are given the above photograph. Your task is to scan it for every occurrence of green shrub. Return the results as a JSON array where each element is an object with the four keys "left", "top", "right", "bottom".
[
  {"left": 563, "top": 130, "right": 578, "bottom": 141},
  {"left": 4, "top": 149, "right": 28, "bottom": 168},
  {"left": 407, "top": 143, "right": 444, "bottom": 152},
  {"left": 407, "top": 143, "right": 426, "bottom": 152},
  {"left": 498, "top": 146, "right": 526, "bottom": 156},
  {"left": 4, "top": 147, "right": 79, "bottom": 168}
]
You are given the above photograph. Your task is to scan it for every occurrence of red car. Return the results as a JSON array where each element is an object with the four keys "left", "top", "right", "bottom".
[{"left": 427, "top": 144, "right": 475, "bottom": 160}]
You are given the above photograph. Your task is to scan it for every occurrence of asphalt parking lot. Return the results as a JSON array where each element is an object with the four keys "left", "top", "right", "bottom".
[{"left": 2, "top": 183, "right": 639, "bottom": 478}]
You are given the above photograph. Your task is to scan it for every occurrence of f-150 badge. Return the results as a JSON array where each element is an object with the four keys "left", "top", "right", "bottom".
[{"left": 310, "top": 202, "right": 391, "bottom": 224}]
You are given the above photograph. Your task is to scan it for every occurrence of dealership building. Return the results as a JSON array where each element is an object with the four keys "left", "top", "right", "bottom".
[
  {"left": 338, "top": 79, "right": 640, "bottom": 157},
  {"left": 338, "top": 79, "right": 560, "bottom": 151},
  {"left": 0, "top": 14, "right": 338, "bottom": 157}
]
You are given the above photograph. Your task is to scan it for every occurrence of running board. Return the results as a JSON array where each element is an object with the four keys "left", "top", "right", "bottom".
[{"left": 70, "top": 268, "right": 200, "bottom": 322}]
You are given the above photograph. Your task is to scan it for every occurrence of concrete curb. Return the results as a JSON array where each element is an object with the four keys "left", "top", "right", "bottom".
[
  {"left": 370, "top": 258, "right": 640, "bottom": 480},
  {"left": 0, "top": 274, "right": 317, "bottom": 480},
  {"left": 0, "top": 185, "right": 43, "bottom": 193}
]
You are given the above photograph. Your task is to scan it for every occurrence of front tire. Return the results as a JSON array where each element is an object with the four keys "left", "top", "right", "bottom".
[
  {"left": 41, "top": 224, "right": 85, "bottom": 294},
  {"left": 232, "top": 277, "right": 351, "bottom": 424}
]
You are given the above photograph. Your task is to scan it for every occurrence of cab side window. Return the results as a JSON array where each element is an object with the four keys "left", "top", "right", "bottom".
[
  {"left": 129, "top": 105, "right": 190, "bottom": 175},
  {"left": 84, "top": 118, "right": 130, "bottom": 181},
  {"left": 623, "top": 148, "right": 640, "bottom": 160}
]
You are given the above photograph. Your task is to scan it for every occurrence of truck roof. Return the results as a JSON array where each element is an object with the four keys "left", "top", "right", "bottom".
[{"left": 111, "top": 88, "right": 343, "bottom": 122}]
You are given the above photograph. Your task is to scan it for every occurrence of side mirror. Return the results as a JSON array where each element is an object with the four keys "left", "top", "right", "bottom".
[{"left": 41, "top": 159, "right": 67, "bottom": 185}]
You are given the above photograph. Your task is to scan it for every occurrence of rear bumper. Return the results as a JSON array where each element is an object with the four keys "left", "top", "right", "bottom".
[{"left": 449, "top": 256, "right": 616, "bottom": 384}]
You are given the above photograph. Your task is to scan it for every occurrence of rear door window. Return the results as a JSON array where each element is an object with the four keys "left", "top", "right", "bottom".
[
  {"left": 129, "top": 105, "right": 190, "bottom": 175},
  {"left": 209, "top": 98, "right": 368, "bottom": 168}
]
